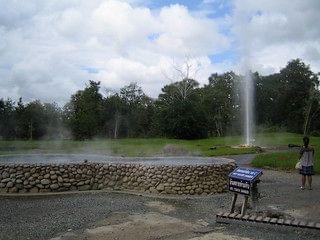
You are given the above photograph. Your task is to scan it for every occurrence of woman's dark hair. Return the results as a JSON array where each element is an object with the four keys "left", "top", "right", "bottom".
[{"left": 303, "top": 136, "right": 309, "bottom": 147}]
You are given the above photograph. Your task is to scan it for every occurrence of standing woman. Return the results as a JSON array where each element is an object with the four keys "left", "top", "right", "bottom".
[{"left": 299, "top": 136, "right": 315, "bottom": 190}]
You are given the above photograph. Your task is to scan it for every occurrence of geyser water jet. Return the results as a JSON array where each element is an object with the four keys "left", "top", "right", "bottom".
[{"left": 243, "top": 71, "right": 254, "bottom": 146}]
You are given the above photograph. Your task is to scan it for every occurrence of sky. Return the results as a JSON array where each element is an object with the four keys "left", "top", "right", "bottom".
[{"left": 0, "top": 0, "right": 319, "bottom": 104}]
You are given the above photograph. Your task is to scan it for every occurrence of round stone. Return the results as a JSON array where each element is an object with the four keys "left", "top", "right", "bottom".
[
  {"left": 2, "top": 172, "right": 9, "bottom": 178},
  {"left": 50, "top": 184, "right": 59, "bottom": 190},
  {"left": 77, "top": 181, "right": 84, "bottom": 186},
  {"left": 156, "top": 184, "right": 165, "bottom": 191},
  {"left": 24, "top": 172, "right": 31, "bottom": 178},
  {"left": 50, "top": 174, "right": 57, "bottom": 180},
  {"left": 6, "top": 182, "right": 14, "bottom": 188},
  {"left": 40, "top": 179, "right": 50, "bottom": 185},
  {"left": 1, "top": 178, "right": 10, "bottom": 183}
]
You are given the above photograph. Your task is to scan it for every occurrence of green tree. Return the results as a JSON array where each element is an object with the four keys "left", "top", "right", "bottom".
[
  {"left": 256, "top": 59, "right": 319, "bottom": 134},
  {"left": 256, "top": 72, "right": 283, "bottom": 126},
  {"left": 15, "top": 100, "right": 48, "bottom": 140},
  {"left": 202, "top": 72, "right": 241, "bottom": 136},
  {"left": 0, "top": 98, "right": 16, "bottom": 139},
  {"left": 255, "top": 59, "right": 319, "bottom": 133},
  {"left": 279, "top": 59, "right": 318, "bottom": 132},
  {"left": 154, "top": 79, "right": 208, "bottom": 139},
  {"left": 64, "top": 81, "right": 105, "bottom": 140},
  {"left": 119, "top": 82, "right": 154, "bottom": 137}
]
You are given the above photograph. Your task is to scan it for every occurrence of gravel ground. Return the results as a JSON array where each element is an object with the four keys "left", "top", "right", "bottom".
[
  {"left": 0, "top": 169, "right": 319, "bottom": 240},
  {"left": 225, "top": 154, "right": 256, "bottom": 166}
]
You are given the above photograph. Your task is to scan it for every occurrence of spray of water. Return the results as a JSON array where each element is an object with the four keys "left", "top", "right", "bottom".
[{"left": 243, "top": 71, "right": 254, "bottom": 146}]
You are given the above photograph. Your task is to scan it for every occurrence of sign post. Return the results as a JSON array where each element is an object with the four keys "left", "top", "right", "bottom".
[{"left": 228, "top": 167, "right": 263, "bottom": 216}]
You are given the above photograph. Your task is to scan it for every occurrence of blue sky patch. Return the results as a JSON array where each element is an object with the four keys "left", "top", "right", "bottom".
[
  {"left": 148, "top": 33, "right": 160, "bottom": 41},
  {"left": 146, "top": 0, "right": 201, "bottom": 10},
  {"left": 210, "top": 49, "right": 238, "bottom": 64},
  {"left": 81, "top": 66, "right": 100, "bottom": 74}
]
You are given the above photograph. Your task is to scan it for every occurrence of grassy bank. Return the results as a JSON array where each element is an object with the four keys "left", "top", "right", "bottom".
[
  {"left": 250, "top": 132, "right": 320, "bottom": 173},
  {"left": 0, "top": 137, "right": 258, "bottom": 157},
  {"left": 252, "top": 152, "right": 298, "bottom": 171},
  {"left": 0, "top": 132, "right": 318, "bottom": 158},
  {"left": 252, "top": 151, "right": 319, "bottom": 174}
]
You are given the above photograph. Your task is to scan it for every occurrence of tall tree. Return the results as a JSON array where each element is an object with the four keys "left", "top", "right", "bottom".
[
  {"left": 279, "top": 59, "right": 318, "bottom": 132},
  {"left": 119, "top": 83, "right": 154, "bottom": 137},
  {"left": 154, "top": 79, "right": 208, "bottom": 139},
  {"left": 202, "top": 72, "right": 241, "bottom": 136},
  {"left": 255, "top": 59, "right": 319, "bottom": 133},
  {"left": 14, "top": 100, "right": 48, "bottom": 140},
  {"left": 64, "top": 81, "right": 104, "bottom": 140},
  {"left": 0, "top": 99, "right": 16, "bottom": 139}
]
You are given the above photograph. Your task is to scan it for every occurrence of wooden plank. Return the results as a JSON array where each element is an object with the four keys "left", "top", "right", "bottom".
[
  {"left": 270, "top": 218, "right": 278, "bottom": 224},
  {"left": 248, "top": 215, "right": 257, "bottom": 221},
  {"left": 277, "top": 219, "right": 284, "bottom": 225},
  {"left": 306, "top": 222, "right": 315, "bottom": 228},
  {"left": 291, "top": 220, "right": 300, "bottom": 226},
  {"left": 229, "top": 213, "right": 238, "bottom": 218},
  {"left": 262, "top": 217, "right": 271, "bottom": 223},
  {"left": 222, "top": 212, "right": 230, "bottom": 218},
  {"left": 242, "top": 214, "right": 250, "bottom": 220},
  {"left": 284, "top": 219, "right": 292, "bottom": 225}
]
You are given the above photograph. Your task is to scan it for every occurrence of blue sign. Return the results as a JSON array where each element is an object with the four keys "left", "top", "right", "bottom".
[
  {"left": 228, "top": 167, "right": 262, "bottom": 195},
  {"left": 229, "top": 167, "right": 262, "bottom": 182}
]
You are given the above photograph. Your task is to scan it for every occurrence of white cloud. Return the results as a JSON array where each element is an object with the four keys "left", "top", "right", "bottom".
[
  {"left": 0, "top": 0, "right": 229, "bottom": 104},
  {"left": 156, "top": 4, "right": 229, "bottom": 56},
  {"left": 231, "top": 0, "right": 320, "bottom": 74}
]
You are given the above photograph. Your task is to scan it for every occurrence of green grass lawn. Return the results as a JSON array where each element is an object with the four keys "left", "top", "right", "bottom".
[
  {"left": 0, "top": 133, "right": 269, "bottom": 157},
  {"left": 249, "top": 132, "right": 320, "bottom": 173},
  {"left": 252, "top": 152, "right": 298, "bottom": 171},
  {"left": 0, "top": 137, "right": 258, "bottom": 157},
  {"left": 252, "top": 151, "right": 320, "bottom": 173},
  {"left": 0, "top": 132, "right": 319, "bottom": 170}
]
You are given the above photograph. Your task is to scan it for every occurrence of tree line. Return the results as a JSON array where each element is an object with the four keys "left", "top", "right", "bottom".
[{"left": 0, "top": 59, "right": 319, "bottom": 140}]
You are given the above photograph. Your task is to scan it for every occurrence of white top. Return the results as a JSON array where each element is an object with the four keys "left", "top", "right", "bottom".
[{"left": 300, "top": 147, "right": 315, "bottom": 167}]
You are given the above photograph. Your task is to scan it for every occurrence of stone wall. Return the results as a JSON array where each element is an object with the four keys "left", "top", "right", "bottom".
[{"left": 0, "top": 162, "right": 235, "bottom": 195}]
